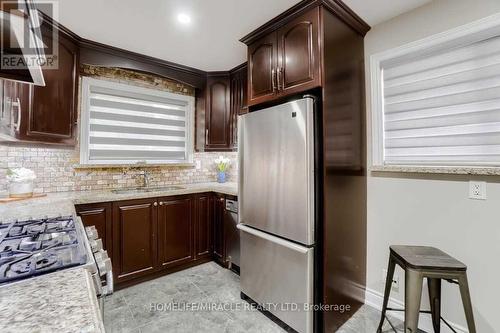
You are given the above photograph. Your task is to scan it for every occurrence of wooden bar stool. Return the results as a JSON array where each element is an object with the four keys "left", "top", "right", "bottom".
[{"left": 376, "top": 246, "right": 476, "bottom": 333}]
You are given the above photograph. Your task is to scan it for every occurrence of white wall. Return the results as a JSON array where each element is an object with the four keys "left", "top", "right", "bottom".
[{"left": 364, "top": 1, "right": 500, "bottom": 332}]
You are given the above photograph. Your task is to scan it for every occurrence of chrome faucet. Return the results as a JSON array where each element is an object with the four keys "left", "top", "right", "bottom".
[{"left": 138, "top": 170, "right": 150, "bottom": 188}]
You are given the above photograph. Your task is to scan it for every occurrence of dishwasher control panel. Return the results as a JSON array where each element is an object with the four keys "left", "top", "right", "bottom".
[{"left": 225, "top": 199, "right": 238, "bottom": 213}]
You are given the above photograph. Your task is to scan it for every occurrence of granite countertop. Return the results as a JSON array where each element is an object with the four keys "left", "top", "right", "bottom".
[
  {"left": 0, "top": 181, "right": 238, "bottom": 222},
  {"left": 0, "top": 268, "right": 105, "bottom": 333}
]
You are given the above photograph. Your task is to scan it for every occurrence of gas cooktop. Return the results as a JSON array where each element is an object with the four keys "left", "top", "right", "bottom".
[{"left": 0, "top": 216, "right": 87, "bottom": 284}]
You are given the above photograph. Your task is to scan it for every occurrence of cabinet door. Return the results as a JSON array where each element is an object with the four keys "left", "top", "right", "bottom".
[
  {"left": 0, "top": 80, "right": 15, "bottom": 138},
  {"left": 205, "top": 75, "right": 231, "bottom": 150},
  {"left": 75, "top": 203, "right": 112, "bottom": 256},
  {"left": 248, "top": 32, "right": 278, "bottom": 106},
  {"left": 212, "top": 194, "right": 226, "bottom": 265},
  {"left": 230, "top": 65, "right": 247, "bottom": 149},
  {"left": 21, "top": 27, "right": 78, "bottom": 145},
  {"left": 157, "top": 196, "right": 194, "bottom": 268},
  {"left": 112, "top": 199, "right": 157, "bottom": 283},
  {"left": 277, "top": 7, "right": 321, "bottom": 96},
  {"left": 195, "top": 193, "right": 212, "bottom": 259}
]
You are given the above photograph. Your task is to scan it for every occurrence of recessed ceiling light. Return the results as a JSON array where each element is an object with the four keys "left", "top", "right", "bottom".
[{"left": 177, "top": 13, "right": 191, "bottom": 24}]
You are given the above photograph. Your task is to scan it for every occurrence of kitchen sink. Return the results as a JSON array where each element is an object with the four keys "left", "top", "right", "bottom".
[{"left": 112, "top": 186, "right": 186, "bottom": 194}]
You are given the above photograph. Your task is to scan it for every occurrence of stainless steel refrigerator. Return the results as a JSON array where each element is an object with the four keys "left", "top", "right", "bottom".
[{"left": 238, "top": 97, "right": 315, "bottom": 333}]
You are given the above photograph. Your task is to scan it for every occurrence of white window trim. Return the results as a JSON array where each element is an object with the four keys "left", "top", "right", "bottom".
[
  {"left": 79, "top": 76, "right": 195, "bottom": 166},
  {"left": 370, "top": 12, "right": 500, "bottom": 173}
]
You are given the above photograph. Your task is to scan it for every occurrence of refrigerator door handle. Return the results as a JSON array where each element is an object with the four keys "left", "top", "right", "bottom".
[{"left": 237, "top": 224, "right": 309, "bottom": 254}]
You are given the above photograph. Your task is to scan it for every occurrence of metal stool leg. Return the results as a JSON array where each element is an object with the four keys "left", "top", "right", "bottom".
[
  {"left": 427, "top": 278, "right": 441, "bottom": 333},
  {"left": 377, "top": 255, "right": 396, "bottom": 333},
  {"left": 405, "top": 268, "right": 423, "bottom": 333},
  {"left": 458, "top": 273, "right": 477, "bottom": 333}
]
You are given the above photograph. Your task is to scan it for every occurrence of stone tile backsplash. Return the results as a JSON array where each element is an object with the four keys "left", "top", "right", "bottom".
[{"left": 0, "top": 145, "right": 237, "bottom": 194}]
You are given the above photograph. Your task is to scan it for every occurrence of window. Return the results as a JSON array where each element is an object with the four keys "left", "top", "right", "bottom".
[
  {"left": 371, "top": 14, "right": 500, "bottom": 169},
  {"left": 80, "top": 77, "right": 194, "bottom": 165}
]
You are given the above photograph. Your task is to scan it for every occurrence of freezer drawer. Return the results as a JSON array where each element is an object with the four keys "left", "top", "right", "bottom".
[{"left": 238, "top": 224, "right": 313, "bottom": 333}]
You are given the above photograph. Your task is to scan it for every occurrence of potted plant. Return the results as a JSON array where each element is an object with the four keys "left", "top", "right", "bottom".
[
  {"left": 214, "top": 156, "right": 230, "bottom": 183},
  {"left": 6, "top": 168, "right": 37, "bottom": 198}
]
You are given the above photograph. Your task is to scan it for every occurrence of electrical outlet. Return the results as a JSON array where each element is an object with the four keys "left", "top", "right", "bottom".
[
  {"left": 382, "top": 269, "right": 400, "bottom": 293},
  {"left": 469, "top": 181, "right": 486, "bottom": 200},
  {"left": 195, "top": 160, "right": 201, "bottom": 170}
]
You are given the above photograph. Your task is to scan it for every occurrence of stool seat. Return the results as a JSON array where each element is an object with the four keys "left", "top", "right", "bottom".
[
  {"left": 377, "top": 245, "right": 476, "bottom": 333},
  {"left": 390, "top": 245, "right": 467, "bottom": 271}
]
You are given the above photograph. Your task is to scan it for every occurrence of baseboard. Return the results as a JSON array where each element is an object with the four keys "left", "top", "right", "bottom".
[{"left": 364, "top": 288, "right": 468, "bottom": 333}]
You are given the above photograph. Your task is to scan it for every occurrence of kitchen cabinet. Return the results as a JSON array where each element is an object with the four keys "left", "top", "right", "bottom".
[
  {"left": 205, "top": 74, "right": 231, "bottom": 151},
  {"left": 246, "top": 7, "right": 321, "bottom": 106},
  {"left": 248, "top": 32, "right": 278, "bottom": 105},
  {"left": 212, "top": 193, "right": 226, "bottom": 266},
  {"left": 195, "top": 193, "right": 212, "bottom": 259},
  {"left": 75, "top": 202, "right": 112, "bottom": 256},
  {"left": 277, "top": 8, "right": 320, "bottom": 96},
  {"left": 229, "top": 64, "right": 248, "bottom": 149},
  {"left": 157, "top": 196, "right": 194, "bottom": 269},
  {"left": 241, "top": 1, "right": 369, "bottom": 331},
  {"left": 0, "top": 25, "right": 78, "bottom": 145},
  {"left": 112, "top": 198, "right": 158, "bottom": 284}
]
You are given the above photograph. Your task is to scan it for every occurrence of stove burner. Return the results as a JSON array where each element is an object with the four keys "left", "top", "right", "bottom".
[{"left": 0, "top": 216, "right": 87, "bottom": 284}]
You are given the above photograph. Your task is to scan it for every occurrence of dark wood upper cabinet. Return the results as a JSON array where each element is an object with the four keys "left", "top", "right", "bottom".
[
  {"left": 248, "top": 32, "right": 278, "bottom": 105},
  {"left": 157, "top": 196, "right": 194, "bottom": 269},
  {"left": 277, "top": 8, "right": 320, "bottom": 95},
  {"left": 75, "top": 202, "right": 113, "bottom": 257},
  {"left": 194, "top": 193, "right": 212, "bottom": 259},
  {"left": 112, "top": 199, "right": 158, "bottom": 283},
  {"left": 205, "top": 74, "right": 231, "bottom": 151},
  {"left": 0, "top": 25, "right": 79, "bottom": 145},
  {"left": 246, "top": 8, "right": 320, "bottom": 106},
  {"left": 23, "top": 29, "right": 78, "bottom": 144},
  {"left": 229, "top": 63, "right": 248, "bottom": 149}
]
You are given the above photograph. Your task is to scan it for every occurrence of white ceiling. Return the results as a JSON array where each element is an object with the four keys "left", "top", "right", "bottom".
[{"left": 49, "top": 0, "right": 432, "bottom": 71}]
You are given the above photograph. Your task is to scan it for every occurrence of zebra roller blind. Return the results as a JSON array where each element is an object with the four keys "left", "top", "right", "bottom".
[
  {"left": 374, "top": 22, "right": 500, "bottom": 167},
  {"left": 80, "top": 77, "right": 194, "bottom": 165}
]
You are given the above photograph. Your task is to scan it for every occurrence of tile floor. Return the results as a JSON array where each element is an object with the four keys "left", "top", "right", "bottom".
[{"left": 104, "top": 262, "right": 415, "bottom": 333}]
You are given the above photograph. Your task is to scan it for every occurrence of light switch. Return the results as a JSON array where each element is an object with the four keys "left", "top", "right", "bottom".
[{"left": 469, "top": 181, "right": 486, "bottom": 200}]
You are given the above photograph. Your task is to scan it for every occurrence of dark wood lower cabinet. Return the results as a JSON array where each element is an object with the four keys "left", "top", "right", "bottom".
[
  {"left": 75, "top": 202, "right": 112, "bottom": 256},
  {"left": 77, "top": 192, "right": 233, "bottom": 289},
  {"left": 212, "top": 194, "right": 226, "bottom": 266},
  {"left": 112, "top": 198, "right": 158, "bottom": 284},
  {"left": 195, "top": 193, "right": 212, "bottom": 259},
  {"left": 157, "top": 196, "right": 194, "bottom": 269}
]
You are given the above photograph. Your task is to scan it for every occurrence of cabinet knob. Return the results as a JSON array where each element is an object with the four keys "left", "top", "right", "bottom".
[
  {"left": 153, "top": 202, "right": 158, "bottom": 207},
  {"left": 159, "top": 201, "right": 164, "bottom": 206}
]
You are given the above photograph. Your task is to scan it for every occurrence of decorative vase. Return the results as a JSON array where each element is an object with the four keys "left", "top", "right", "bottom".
[
  {"left": 9, "top": 180, "right": 34, "bottom": 198},
  {"left": 217, "top": 171, "right": 226, "bottom": 183}
]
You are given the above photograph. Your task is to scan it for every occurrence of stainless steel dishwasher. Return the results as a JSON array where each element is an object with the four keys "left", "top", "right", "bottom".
[{"left": 224, "top": 198, "right": 240, "bottom": 272}]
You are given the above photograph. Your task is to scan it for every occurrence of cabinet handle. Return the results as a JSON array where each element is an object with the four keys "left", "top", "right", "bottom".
[
  {"left": 271, "top": 68, "right": 277, "bottom": 92},
  {"left": 277, "top": 68, "right": 283, "bottom": 91},
  {"left": 205, "top": 128, "right": 209, "bottom": 142},
  {"left": 12, "top": 98, "right": 21, "bottom": 131},
  {"left": 153, "top": 202, "right": 158, "bottom": 207},
  {"left": 159, "top": 201, "right": 164, "bottom": 206}
]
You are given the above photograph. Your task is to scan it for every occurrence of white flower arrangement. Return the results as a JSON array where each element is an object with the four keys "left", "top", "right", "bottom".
[
  {"left": 214, "top": 156, "right": 231, "bottom": 173},
  {"left": 6, "top": 168, "right": 36, "bottom": 183}
]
